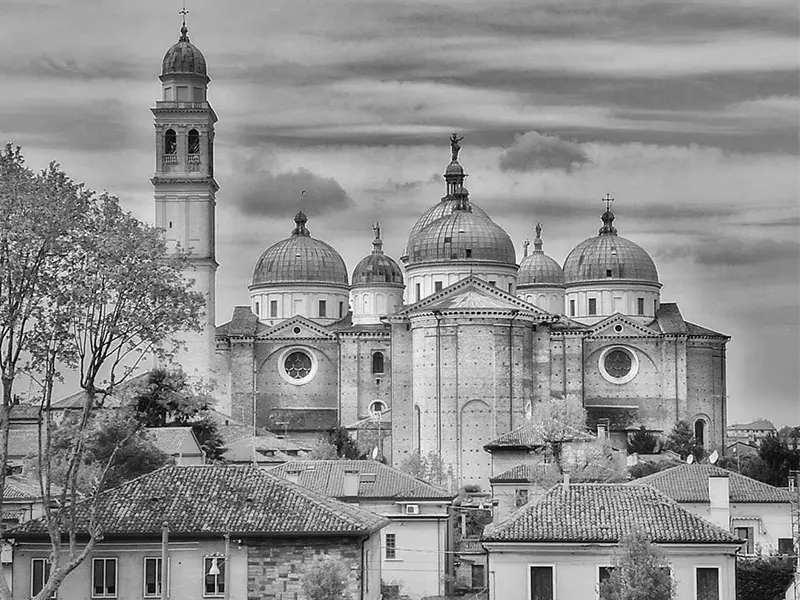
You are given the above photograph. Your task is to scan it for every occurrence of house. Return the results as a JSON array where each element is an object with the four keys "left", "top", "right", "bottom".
[
  {"left": 725, "top": 440, "right": 759, "bottom": 459},
  {"left": 221, "top": 433, "right": 310, "bottom": 465},
  {"left": 145, "top": 427, "right": 205, "bottom": 465},
  {"left": 269, "top": 460, "right": 453, "bottom": 599},
  {"left": 482, "top": 482, "right": 742, "bottom": 600},
  {"left": 635, "top": 464, "right": 796, "bottom": 555},
  {"left": 727, "top": 419, "right": 777, "bottom": 447},
  {"left": 9, "top": 465, "right": 387, "bottom": 600}
]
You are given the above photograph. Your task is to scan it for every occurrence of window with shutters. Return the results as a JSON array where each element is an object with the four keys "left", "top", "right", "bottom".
[
  {"left": 203, "top": 556, "right": 225, "bottom": 597},
  {"left": 695, "top": 567, "right": 719, "bottom": 600},
  {"left": 31, "top": 558, "right": 56, "bottom": 598},
  {"left": 143, "top": 557, "right": 166, "bottom": 598},
  {"left": 529, "top": 566, "right": 553, "bottom": 600},
  {"left": 92, "top": 558, "right": 117, "bottom": 598}
]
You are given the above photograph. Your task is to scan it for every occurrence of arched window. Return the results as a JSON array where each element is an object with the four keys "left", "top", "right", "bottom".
[
  {"left": 164, "top": 129, "right": 177, "bottom": 155},
  {"left": 188, "top": 129, "right": 200, "bottom": 155},
  {"left": 695, "top": 419, "right": 706, "bottom": 447},
  {"left": 372, "top": 351, "right": 384, "bottom": 374}
]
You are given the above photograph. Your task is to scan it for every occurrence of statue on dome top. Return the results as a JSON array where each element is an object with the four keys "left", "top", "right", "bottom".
[{"left": 450, "top": 133, "right": 464, "bottom": 161}]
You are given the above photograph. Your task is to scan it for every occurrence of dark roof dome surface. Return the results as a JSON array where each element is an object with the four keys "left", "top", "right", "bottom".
[
  {"left": 563, "top": 210, "right": 658, "bottom": 284},
  {"left": 161, "top": 25, "right": 208, "bottom": 78},
  {"left": 518, "top": 224, "right": 565, "bottom": 286},
  {"left": 407, "top": 202, "right": 516, "bottom": 266},
  {"left": 352, "top": 224, "right": 404, "bottom": 287},
  {"left": 251, "top": 212, "right": 348, "bottom": 287}
]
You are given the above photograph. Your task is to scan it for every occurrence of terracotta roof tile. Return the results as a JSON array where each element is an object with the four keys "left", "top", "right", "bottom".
[
  {"left": 484, "top": 424, "right": 544, "bottom": 450},
  {"left": 13, "top": 465, "right": 387, "bottom": 537},
  {"left": 145, "top": 427, "right": 201, "bottom": 456},
  {"left": 269, "top": 460, "right": 452, "bottom": 500},
  {"left": 483, "top": 483, "right": 739, "bottom": 544},
  {"left": 490, "top": 464, "right": 541, "bottom": 483},
  {"left": 634, "top": 464, "right": 793, "bottom": 503}
]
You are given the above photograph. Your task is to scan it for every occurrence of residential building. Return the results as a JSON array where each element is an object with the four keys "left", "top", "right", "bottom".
[
  {"left": 221, "top": 434, "right": 309, "bottom": 465},
  {"left": 145, "top": 427, "right": 205, "bottom": 465},
  {"left": 269, "top": 460, "right": 453, "bottom": 599},
  {"left": 10, "top": 465, "right": 387, "bottom": 599},
  {"left": 635, "top": 464, "right": 795, "bottom": 555},
  {"left": 482, "top": 482, "right": 742, "bottom": 600},
  {"left": 727, "top": 419, "right": 777, "bottom": 447}
]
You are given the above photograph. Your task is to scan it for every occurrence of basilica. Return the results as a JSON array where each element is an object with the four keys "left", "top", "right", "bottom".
[{"left": 153, "top": 23, "right": 729, "bottom": 485}]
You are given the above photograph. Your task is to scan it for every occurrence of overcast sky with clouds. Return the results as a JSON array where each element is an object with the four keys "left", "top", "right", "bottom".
[{"left": 1, "top": 0, "right": 798, "bottom": 426}]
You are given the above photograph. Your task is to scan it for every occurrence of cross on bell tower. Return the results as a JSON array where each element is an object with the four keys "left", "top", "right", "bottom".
[{"left": 603, "top": 193, "right": 615, "bottom": 212}]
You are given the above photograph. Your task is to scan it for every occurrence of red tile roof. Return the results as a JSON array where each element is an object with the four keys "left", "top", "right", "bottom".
[
  {"left": 483, "top": 483, "right": 740, "bottom": 544},
  {"left": 484, "top": 424, "right": 544, "bottom": 450},
  {"left": 269, "top": 460, "right": 452, "bottom": 500},
  {"left": 13, "top": 465, "right": 387, "bottom": 538},
  {"left": 145, "top": 427, "right": 202, "bottom": 456},
  {"left": 490, "top": 464, "right": 542, "bottom": 483},
  {"left": 634, "top": 464, "right": 793, "bottom": 503}
]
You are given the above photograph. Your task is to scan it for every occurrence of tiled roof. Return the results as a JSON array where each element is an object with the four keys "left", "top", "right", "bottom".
[
  {"left": 634, "top": 464, "right": 793, "bottom": 503},
  {"left": 490, "top": 464, "right": 541, "bottom": 483},
  {"left": 484, "top": 424, "right": 543, "bottom": 450},
  {"left": 728, "top": 419, "right": 776, "bottom": 431},
  {"left": 654, "top": 303, "right": 689, "bottom": 334},
  {"left": 51, "top": 372, "right": 150, "bottom": 409},
  {"left": 269, "top": 460, "right": 452, "bottom": 500},
  {"left": 222, "top": 435, "right": 309, "bottom": 464},
  {"left": 4, "top": 475, "right": 44, "bottom": 500},
  {"left": 483, "top": 483, "right": 739, "bottom": 544},
  {"left": 7, "top": 428, "right": 42, "bottom": 458},
  {"left": 13, "top": 465, "right": 387, "bottom": 538},
  {"left": 145, "top": 427, "right": 201, "bottom": 456}
]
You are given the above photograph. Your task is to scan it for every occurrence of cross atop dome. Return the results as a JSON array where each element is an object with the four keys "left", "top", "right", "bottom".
[
  {"left": 179, "top": 2, "right": 190, "bottom": 41},
  {"left": 599, "top": 193, "right": 618, "bottom": 236}
]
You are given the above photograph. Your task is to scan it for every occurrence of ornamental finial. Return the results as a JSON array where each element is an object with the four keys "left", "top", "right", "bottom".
[
  {"left": 292, "top": 211, "right": 310, "bottom": 236},
  {"left": 179, "top": 2, "right": 190, "bottom": 40},
  {"left": 533, "top": 223, "right": 544, "bottom": 253},
  {"left": 450, "top": 133, "right": 464, "bottom": 161},
  {"left": 599, "top": 194, "right": 618, "bottom": 236},
  {"left": 372, "top": 222, "right": 383, "bottom": 253}
]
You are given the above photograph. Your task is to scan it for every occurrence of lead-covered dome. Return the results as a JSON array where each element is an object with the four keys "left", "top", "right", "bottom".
[
  {"left": 407, "top": 192, "right": 516, "bottom": 266},
  {"left": 161, "top": 25, "right": 208, "bottom": 78},
  {"left": 518, "top": 225, "right": 564, "bottom": 285},
  {"left": 352, "top": 224, "right": 404, "bottom": 288},
  {"left": 251, "top": 212, "right": 348, "bottom": 286},
  {"left": 563, "top": 211, "right": 658, "bottom": 284}
]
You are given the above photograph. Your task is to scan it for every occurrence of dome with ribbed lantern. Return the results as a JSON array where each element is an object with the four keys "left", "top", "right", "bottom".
[
  {"left": 161, "top": 24, "right": 208, "bottom": 79},
  {"left": 251, "top": 212, "right": 348, "bottom": 287}
]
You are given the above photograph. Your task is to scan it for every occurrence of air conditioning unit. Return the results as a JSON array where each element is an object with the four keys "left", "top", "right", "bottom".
[{"left": 404, "top": 504, "right": 420, "bottom": 515}]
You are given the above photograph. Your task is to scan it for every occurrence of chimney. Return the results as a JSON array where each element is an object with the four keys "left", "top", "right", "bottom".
[
  {"left": 285, "top": 469, "right": 301, "bottom": 485},
  {"left": 563, "top": 473, "right": 570, "bottom": 490},
  {"left": 708, "top": 472, "right": 730, "bottom": 530},
  {"left": 343, "top": 470, "right": 359, "bottom": 497}
]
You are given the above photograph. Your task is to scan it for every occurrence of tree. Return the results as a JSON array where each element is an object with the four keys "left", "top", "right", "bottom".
[
  {"left": 627, "top": 426, "right": 660, "bottom": 455},
  {"left": 528, "top": 396, "right": 592, "bottom": 473},
  {"left": 398, "top": 451, "right": 455, "bottom": 490},
  {"left": 599, "top": 529, "right": 676, "bottom": 600},
  {"left": 131, "top": 368, "right": 225, "bottom": 461},
  {"left": 0, "top": 146, "right": 203, "bottom": 600},
  {"left": 307, "top": 437, "right": 339, "bottom": 460},
  {"left": 663, "top": 420, "right": 702, "bottom": 460},
  {"left": 327, "top": 426, "right": 365, "bottom": 460},
  {"left": 301, "top": 557, "right": 352, "bottom": 600}
]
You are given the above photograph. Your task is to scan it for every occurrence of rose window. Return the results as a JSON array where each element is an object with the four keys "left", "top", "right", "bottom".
[
  {"left": 604, "top": 349, "right": 633, "bottom": 379},
  {"left": 284, "top": 351, "right": 312, "bottom": 380}
]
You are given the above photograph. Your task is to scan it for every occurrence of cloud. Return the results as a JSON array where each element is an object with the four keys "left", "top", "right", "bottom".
[
  {"left": 499, "top": 132, "right": 591, "bottom": 172},
  {"left": 231, "top": 166, "right": 354, "bottom": 219},
  {"left": 693, "top": 238, "right": 800, "bottom": 266}
]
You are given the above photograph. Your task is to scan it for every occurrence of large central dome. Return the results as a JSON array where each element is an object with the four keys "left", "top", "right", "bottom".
[
  {"left": 251, "top": 212, "right": 348, "bottom": 286},
  {"left": 563, "top": 211, "right": 658, "bottom": 284}
]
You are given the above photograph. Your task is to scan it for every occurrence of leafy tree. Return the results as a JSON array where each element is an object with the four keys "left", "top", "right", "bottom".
[
  {"left": 131, "top": 369, "right": 225, "bottom": 461},
  {"left": 757, "top": 435, "right": 800, "bottom": 487},
  {"left": 627, "top": 426, "right": 660, "bottom": 454},
  {"left": 327, "top": 426, "right": 365, "bottom": 460},
  {"left": 736, "top": 555, "right": 795, "bottom": 600},
  {"left": 301, "top": 557, "right": 352, "bottom": 600},
  {"left": 628, "top": 459, "right": 682, "bottom": 480},
  {"left": 528, "top": 396, "right": 591, "bottom": 472},
  {"left": 663, "top": 420, "right": 703, "bottom": 460},
  {"left": 307, "top": 437, "right": 339, "bottom": 460},
  {"left": 599, "top": 529, "right": 676, "bottom": 600},
  {"left": 398, "top": 451, "right": 455, "bottom": 490},
  {"left": 0, "top": 146, "right": 203, "bottom": 600}
]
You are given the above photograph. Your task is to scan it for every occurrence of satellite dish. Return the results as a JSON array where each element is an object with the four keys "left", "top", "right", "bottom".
[
  {"left": 525, "top": 402, "right": 533, "bottom": 420},
  {"left": 371, "top": 446, "right": 378, "bottom": 460},
  {"left": 687, "top": 454, "right": 695, "bottom": 464},
  {"left": 709, "top": 450, "right": 719, "bottom": 464}
]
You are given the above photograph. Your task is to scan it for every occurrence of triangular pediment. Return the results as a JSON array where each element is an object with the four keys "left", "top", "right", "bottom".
[
  {"left": 587, "top": 313, "right": 661, "bottom": 338},
  {"left": 395, "top": 276, "right": 555, "bottom": 320},
  {"left": 259, "top": 315, "right": 337, "bottom": 341}
]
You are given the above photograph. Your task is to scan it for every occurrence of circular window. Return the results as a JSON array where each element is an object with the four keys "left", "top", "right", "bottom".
[
  {"left": 292, "top": 326, "right": 301, "bottom": 334},
  {"left": 369, "top": 400, "right": 386, "bottom": 418},
  {"left": 598, "top": 346, "right": 639, "bottom": 385},
  {"left": 613, "top": 324, "right": 624, "bottom": 333},
  {"left": 278, "top": 347, "right": 318, "bottom": 385}
]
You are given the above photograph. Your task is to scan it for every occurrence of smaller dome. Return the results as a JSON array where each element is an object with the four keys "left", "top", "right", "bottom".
[
  {"left": 445, "top": 160, "right": 464, "bottom": 175},
  {"left": 352, "top": 223, "right": 404, "bottom": 287},
  {"left": 563, "top": 210, "right": 659, "bottom": 284},
  {"left": 518, "top": 224, "right": 564, "bottom": 286},
  {"left": 161, "top": 25, "right": 208, "bottom": 78},
  {"left": 251, "top": 212, "right": 348, "bottom": 287}
]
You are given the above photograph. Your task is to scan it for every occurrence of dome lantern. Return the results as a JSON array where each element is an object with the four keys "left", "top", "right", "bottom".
[
  {"left": 517, "top": 223, "right": 566, "bottom": 314},
  {"left": 351, "top": 223, "right": 405, "bottom": 325}
]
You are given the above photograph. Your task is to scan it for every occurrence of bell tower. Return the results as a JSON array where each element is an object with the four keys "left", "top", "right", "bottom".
[{"left": 152, "top": 16, "right": 218, "bottom": 377}]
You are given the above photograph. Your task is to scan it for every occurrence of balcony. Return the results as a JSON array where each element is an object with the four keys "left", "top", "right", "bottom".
[{"left": 155, "top": 101, "right": 208, "bottom": 110}]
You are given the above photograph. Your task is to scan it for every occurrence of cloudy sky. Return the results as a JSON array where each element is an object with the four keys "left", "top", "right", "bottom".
[{"left": 1, "top": 0, "right": 798, "bottom": 426}]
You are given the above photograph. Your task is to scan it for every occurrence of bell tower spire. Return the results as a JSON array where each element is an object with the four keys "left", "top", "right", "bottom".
[{"left": 152, "top": 16, "right": 218, "bottom": 378}]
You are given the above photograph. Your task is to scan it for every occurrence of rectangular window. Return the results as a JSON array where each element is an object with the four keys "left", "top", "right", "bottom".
[
  {"left": 385, "top": 533, "right": 396, "bottom": 559},
  {"left": 637, "top": 297, "right": 645, "bottom": 315},
  {"left": 143, "top": 557, "right": 165, "bottom": 598},
  {"left": 529, "top": 566, "right": 553, "bottom": 600},
  {"left": 471, "top": 564, "right": 485, "bottom": 588},
  {"left": 778, "top": 538, "right": 794, "bottom": 555},
  {"left": 696, "top": 567, "right": 719, "bottom": 600},
  {"left": 270, "top": 300, "right": 278, "bottom": 318},
  {"left": 465, "top": 249, "right": 472, "bottom": 258},
  {"left": 176, "top": 86, "right": 189, "bottom": 101},
  {"left": 415, "top": 283, "right": 421, "bottom": 302},
  {"left": 606, "top": 269, "right": 612, "bottom": 277},
  {"left": 514, "top": 488, "right": 529, "bottom": 508},
  {"left": 193, "top": 87, "right": 205, "bottom": 102},
  {"left": 570, "top": 300, "right": 575, "bottom": 316},
  {"left": 203, "top": 556, "right": 225, "bottom": 597},
  {"left": 588, "top": 298, "right": 597, "bottom": 315},
  {"left": 92, "top": 558, "right": 117, "bottom": 598},
  {"left": 654, "top": 299, "right": 658, "bottom": 314},
  {"left": 254, "top": 302, "right": 260, "bottom": 317},
  {"left": 598, "top": 565, "right": 614, "bottom": 585},
  {"left": 31, "top": 558, "right": 55, "bottom": 598},
  {"left": 508, "top": 283, "right": 513, "bottom": 293},
  {"left": 735, "top": 527, "right": 754, "bottom": 554},
  {"left": 319, "top": 300, "right": 327, "bottom": 317},
  {"left": 434, "top": 281, "right": 443, "bottom": 292},
  {"left": 339, "top": 301, "right": 344, "bottom": 318},
  {"left": 489, "top": 280, "right": 496, "bottom": 287}
]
